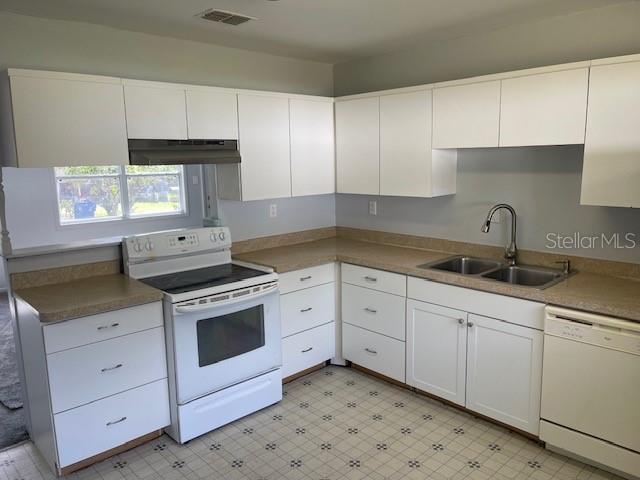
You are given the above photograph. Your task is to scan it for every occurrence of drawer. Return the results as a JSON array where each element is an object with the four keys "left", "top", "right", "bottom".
[
  {"left": 47, "top": 327, "right": 167, "bottom": 413},
  {"left": 282, "top": 322, "right": 335, "bottom": 378},
  {"left": 44, "top": 302, "right": 163, "bottom": 354},
  {"left": 281, "top": 283, "right": 335, "bottom": 338},
  {"left": 342, "top": 323, "right": 405, "bottom": 383},
  {"left": 54, "top": 379, "right": 170, "bottom": 468},
  {"left": 407, "top": 277, "right": 544, "bottom": 330},
  {"left": 342, "top": 263, "right": 406, "bottom": 296},
  {"left": 279, "top": 263, "right": 335, "bottom": 294},
  {"left": 342, "top": 283, "right": 406, "bottom": 340}
]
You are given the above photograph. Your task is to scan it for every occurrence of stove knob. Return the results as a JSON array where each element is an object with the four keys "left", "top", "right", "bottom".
[
  {"left": 145, "top": 241, "right": 154, "bottom": 251},
  {"left": 218, "top": 231, "right": 226, "bottom": 241},
  {"left": 210, "top": 233, "right": 217, "bottom": 242},
  {"left": 133, "top": 242, "right": 142, "bottom": 253}
]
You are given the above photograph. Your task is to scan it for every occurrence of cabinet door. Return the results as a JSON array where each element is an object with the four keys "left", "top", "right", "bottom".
[
  {"left": 185, "top": 89, "right": 238, "bottom": 140},
  {"left": 124, "top": 84, "right": 187, "bottom": 139},
  {"left": 9, "top": 75, "right": 128, "bottom": 167},
  {"left": 237, "top": 94, "right": 291, "bottom": 200},
  {"left": 466, "top": 314, "right": 543, "bottom": 435},
  {"left": 290, "top": 99, "right": 335, "bottom": 196},
  {"left": 499, "top": 68, "right": 588, "bottom": 147},
  {"left": 406, "top": 300, "right": 467, "bottom": 406},
  {"left": 581, "top": 61, "right": 640, "bottom": 208},
  {"left": 380, "top": 91, "right": 432, "bottom": 197},
  {"left": 433, "top": 81, "right": 501, "bottom": 148},
  {"left": 335, "top": 97, "right": 379, "bottom": 194}
]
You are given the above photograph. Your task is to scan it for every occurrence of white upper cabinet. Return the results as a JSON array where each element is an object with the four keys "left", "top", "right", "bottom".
[
  {"left": 581, "top": 59, "right": 640, "bottom": 208},
  {"left": 123, "top": 82, "right": 188, "bottom": 139},
  {"left": 3, "top": 71, "right": 128, "bottom": 167},
  {"left": 380, "top": 90, "right": 456, "bottom": 197},
  {"left": 289, "top": 99, "right": 335, "bottom": 196},
  {"left": 185, "top": 89, "right": 238, "bottom": 140},
  {"left": 336, "top": 97, "right": 380, "bottom": 194},
  {"left": 499, "top": 68, "right": 589, "bottom": 147},
  {"left": 236, "top": 94, "right": 291, "bottom": 201},
  {"left": 433, "top": 81, "right": 501, "bottom": 149}
]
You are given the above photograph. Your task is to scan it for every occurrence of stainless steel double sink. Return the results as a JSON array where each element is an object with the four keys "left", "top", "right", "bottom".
[{"left": 417, "top": 256, "right": 569, "bottom": 289}]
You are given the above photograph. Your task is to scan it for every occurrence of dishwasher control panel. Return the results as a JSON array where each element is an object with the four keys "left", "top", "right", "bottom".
[{"left": 545, "top": 312, "right": 640, "bottom": 356}]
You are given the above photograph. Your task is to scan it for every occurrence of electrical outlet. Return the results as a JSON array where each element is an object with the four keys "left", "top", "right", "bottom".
[
  {"left": 368, "top": 200, "right": 377, "bottom": 216},
  {"left": 269, "top": 204, "right": 277, "bottom": 218},
  {"left": 192, "top": 175, "right": 199, "bottom": 185}
]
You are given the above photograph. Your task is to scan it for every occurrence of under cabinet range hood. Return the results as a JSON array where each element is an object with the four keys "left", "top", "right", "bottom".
[{"left": 128, "top": 139, "right": 241, "bottom": 166}]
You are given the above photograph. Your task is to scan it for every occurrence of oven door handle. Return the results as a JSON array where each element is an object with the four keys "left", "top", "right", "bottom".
[{"left": 173, "top": 285, "right": 278, "bottom": 315}]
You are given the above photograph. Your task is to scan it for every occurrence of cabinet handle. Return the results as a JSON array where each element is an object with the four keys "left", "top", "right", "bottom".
[
  {"left": 364, "top": 307, "right": 378, "bottom": 314},
  {"left": 97, "top": 323, "right": 120, "bottom": 331},
  {"left": 364, "top": 276, "right": 378, "bottom": 283},
  {"left": 300, "top": 307, "right": 313, "bottom": 313},
  {"left": 458, "top": 318, "right": 465, "bottom": 325},
  {"left": 101, "top": 363, "right": 123, "bottom": 373},
  {"left": 300, "top": 276, "right": 312, "bottom": 281},
  {"left": 467, "top": 322, "right": 474, "bottom": 328},
  {"left": 106, "top": 416, "right": 127, "bottom": 427},
  {"left": 364, "top": 348, "right": 378, "bottom": 355},
  {"left": 301, "top": 347, "right": 313, "bottom": 353}
]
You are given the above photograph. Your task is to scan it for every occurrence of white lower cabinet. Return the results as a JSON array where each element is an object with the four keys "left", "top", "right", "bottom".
[
  {"left": 406, "top": 301, "right": 467, "bottom": 406},
  {"left": 282, "top": 322, "right": 335, "bottom": 379},
  {"left": 406, "top": 281, "right": 544, "bottom": 435},
  {"left": 280, "top": 264, "right": 336, "bottom": 379},
  {"left": 342, "top": 323, "right": 405, "bottom": 382},
  {"left": 54, "top": 379, "right": 169, "bottom": 467},
  {"left": 466, "top": 314, "right": 543, "bottom": 435}
]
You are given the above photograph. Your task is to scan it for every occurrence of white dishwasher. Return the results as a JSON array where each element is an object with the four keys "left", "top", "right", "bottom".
[{"left": 540, "top": 306, "right": 640, "bottom": 479}]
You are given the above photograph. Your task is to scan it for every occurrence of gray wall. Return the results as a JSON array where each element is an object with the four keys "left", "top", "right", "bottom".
[
  {"left": 0, "top": 12, "right": 333, "bottom": 96},
  {"left": 333, "top": 2, "right": 640, "bottom": 95},
  {"left": 336, "top": 147, "right": 640, "bottom": 263}
]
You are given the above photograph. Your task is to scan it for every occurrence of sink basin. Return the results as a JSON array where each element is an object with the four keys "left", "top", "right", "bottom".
[
  {"left": 419, "top": 256, "right": 503, "bottom": 275},
  {"left": 481, "top": 265, "right": 566, "bottom": 289}
]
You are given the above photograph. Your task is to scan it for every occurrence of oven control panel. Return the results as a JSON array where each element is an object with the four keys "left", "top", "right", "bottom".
[{"left": 124, "top": 227, "right": 232, "bottom": 260}]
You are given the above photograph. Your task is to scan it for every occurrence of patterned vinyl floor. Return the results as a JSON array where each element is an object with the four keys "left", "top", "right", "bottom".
[{"left": 0, "top": 365, "right": 623, "bottom": 480}]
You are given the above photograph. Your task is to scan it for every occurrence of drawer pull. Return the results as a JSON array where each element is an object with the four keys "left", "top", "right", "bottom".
[
  {"left": 300, "top": 275, "right": 312, "bottom": 281},
  {"left": 364, "top": 348, "right": 378, "bottom": 355},
  {"left": 301, "top": 347, "right": 313, "bottom": 353},
  {"left": 467, "top": 322, "right": 474, "bottom": 328},
  {"left": 97, "top": 323, "right": 120, "bottom": 331},
  {"left": 300, "top": 307, "right": 313, "bottom": 313},
  {"left": 458, "top": 318, "right": 465, "bottom": 325},
  {"left": 106, "top": 416, "right": 127, "bottom": 427},
  {"left": 364, "top": 307, "right": 378, "bottom": 314},
  {"left": 364, "top": 276, "right": 378, "bottom": 283},
  {"left": 100, "top": 363, "right": 123, "bottom": 373}
]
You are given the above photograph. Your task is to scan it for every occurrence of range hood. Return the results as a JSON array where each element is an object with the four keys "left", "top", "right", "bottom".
[{"left": 128, "top": 139, "right": 241, "bottom": 166}]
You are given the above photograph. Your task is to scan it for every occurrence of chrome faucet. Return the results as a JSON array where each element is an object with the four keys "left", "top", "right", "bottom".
[{"left": 481, "top": 204, "right": 518, "bottom": 266}]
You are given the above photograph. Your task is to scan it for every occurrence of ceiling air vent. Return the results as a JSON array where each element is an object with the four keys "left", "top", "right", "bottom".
[{"left": 199, "top": 9, "right": 255, "bottom": 26}]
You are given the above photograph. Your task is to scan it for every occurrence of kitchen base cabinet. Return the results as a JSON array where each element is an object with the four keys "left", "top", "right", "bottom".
[
  {"left": 282, "top": 322, "right": 335, "bottom": 379},
  {"left": 343, "top": 323, "right": 405, "bottom": 383},
  {"left": 280, "top": 264, "right": 337, "bottom": 380},
  {"left": 15, "top": 299, "right": 169, "bottom": 475},
  {"left": 406, "top": 300, "right": 467, "bottom": 406},
  {"left": 466, "top": 314, "right": 543, "bottom": 435}
]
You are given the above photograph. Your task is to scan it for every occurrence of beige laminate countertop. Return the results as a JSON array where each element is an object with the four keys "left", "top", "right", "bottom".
[
  {"left": 14, "top": 274, "right": 164, "bottom": 323},
  {"left": 234, "top": 237, "right": 640, "bottom": 323}
]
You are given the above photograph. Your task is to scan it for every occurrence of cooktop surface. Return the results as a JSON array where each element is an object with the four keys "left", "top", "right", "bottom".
[{"left": 139, "top": 263, "right": 269, "bottom": 295}]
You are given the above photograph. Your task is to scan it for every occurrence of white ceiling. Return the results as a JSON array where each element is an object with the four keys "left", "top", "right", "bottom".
[{"left": 0, "top": 0, "right": 630, "bottom": 63}]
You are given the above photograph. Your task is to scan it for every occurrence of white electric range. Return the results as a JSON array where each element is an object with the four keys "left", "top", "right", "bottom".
[{"left": 123, "top": 227, "right": 282, "bottom": 444}]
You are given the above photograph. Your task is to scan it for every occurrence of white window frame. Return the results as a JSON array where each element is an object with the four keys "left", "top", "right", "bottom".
[{"left": 54, "top": 166, "right": 188, "bottom": 226}]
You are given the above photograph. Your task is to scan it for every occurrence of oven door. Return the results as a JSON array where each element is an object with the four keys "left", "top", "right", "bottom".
[{"left": 171, "top": 286, "right": 281, "bottom": 404}]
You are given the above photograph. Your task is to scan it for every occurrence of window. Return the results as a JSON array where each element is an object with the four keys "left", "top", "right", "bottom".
[{"left": 55, "top": 165, "right": 186, "bottom": 224}]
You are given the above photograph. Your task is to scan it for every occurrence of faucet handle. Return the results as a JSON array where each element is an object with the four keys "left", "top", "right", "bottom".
[{"left": 554, "top": 260, "right": 571, "bottom": 275}]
